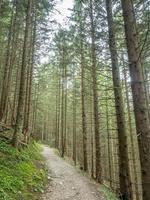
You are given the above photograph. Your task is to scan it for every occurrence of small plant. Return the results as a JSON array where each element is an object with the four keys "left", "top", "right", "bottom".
[
  {"left": 99, "top": 185, "right": 118, "bottom": 200},
  {"left": 0, "top": 139, "right": 17, "bottom": 156}
]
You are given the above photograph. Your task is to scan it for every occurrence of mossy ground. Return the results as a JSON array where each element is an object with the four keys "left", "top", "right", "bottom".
[
  {"left": 99, "top": 185, "right": 118, "bottom": 200},
  {"left": 0, "top": 138, "right": 48, "bottom": 200}
]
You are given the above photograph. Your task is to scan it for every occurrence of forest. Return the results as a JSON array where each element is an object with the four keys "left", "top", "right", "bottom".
[{"left": 0, "top": 0, "right": 150, "bottom": 200}]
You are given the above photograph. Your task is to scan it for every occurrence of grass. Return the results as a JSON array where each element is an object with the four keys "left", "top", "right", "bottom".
[
  {"left": 0, "top": 138, "right": 48, "bottom": 200},
  {"left": 99, "top": 185, "right": 118, "bottom": 200}
]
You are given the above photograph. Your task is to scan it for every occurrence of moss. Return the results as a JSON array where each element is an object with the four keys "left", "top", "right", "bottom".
[{"left": 0, "top": 139, "right": 47, "bottom": 200}]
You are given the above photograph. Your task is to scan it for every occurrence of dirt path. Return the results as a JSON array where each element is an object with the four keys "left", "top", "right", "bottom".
[{"left": 40, "top": 146, "right": 105, "bottom": 200}]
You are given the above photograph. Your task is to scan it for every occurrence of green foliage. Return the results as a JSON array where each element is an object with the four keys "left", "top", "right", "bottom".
[
  {"left": 99, "top": 186, "right": 118, "bottom": 200},
  {"left": 0, "top": 139, "right": 17, "bottom": 156},
  {"left": 0, "top": 140, "right": 47, "bottom": 200}
]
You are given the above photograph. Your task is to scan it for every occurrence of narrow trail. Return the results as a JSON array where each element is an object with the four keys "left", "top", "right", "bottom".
[{"left": 40, "top": 146, "right": 105, "bottom": 200}]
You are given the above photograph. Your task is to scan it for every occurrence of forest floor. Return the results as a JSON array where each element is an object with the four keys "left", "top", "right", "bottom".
[
  {"left": 40, "top": 145, "right": 105, "bottom": 200},
  {"left": 0, "top": 139, "right": 47, "bottom": 200}
]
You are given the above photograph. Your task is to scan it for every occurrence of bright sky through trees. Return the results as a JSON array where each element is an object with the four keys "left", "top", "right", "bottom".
[
  {"left": 55, "top": 0, "right": 74, "bottom": 25},
  {"left": 40, "top": 0, "right": 74, "bottom": 64}
]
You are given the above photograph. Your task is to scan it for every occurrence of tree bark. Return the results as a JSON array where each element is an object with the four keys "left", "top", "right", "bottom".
[
  {"left": 0, "top": 2, "right": 15, "bottom": 121},
  {"left": 23, "top": 7, "right": 36, "bottom": 143},
  {"left": 79, "top": 14, "right": 88, "bottom": 172},
  {"left": 89, "top": 0, "right": 102, "bottom": 183},
  {"left": 72, "top": 68, "right": 77, "bottom": 165},
  {"left": 12, "top": 0, "right": 33, "bottom": 147},
  {"left": 123, "top": 56, "right": 140, "bottom": 200},
  {"left": 121, "top": 0, "right": 150, "bottom": 199},
  {"left": 106, "top": 0, "right": 132, "bottom": 198},
  {"left": 61, "top": 52, "right": 65, "bottom": 157}
]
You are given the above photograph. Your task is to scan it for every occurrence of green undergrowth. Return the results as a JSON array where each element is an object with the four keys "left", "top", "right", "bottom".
[
  {"left": 99, "top": 185, "right": 118, "bottom": 200},
  {"left": 0, "top": 138, "right": 48, "bottom": 200}
]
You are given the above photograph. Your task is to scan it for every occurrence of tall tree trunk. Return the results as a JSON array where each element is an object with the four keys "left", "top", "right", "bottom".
[
  {"left": 89, "top": 0, "right": 102, "bottom": 183},
  {"left": 64, "top": 60, "right": 67, "bottom": 156},
  {"left": 55, "top": 69, "right": 59, "bottom": 148},
  {"left": 31, "top": 83, "right": 39, "bottom": 139},
  {"left": 0, "top": 0, "right": 21, "bottom": 122},
  {"left": 11, "top": 49, "right": 22, "bottom": 126},
  {"left": 106, "top": 0, "right": 131, "bottom": 198},
  {"left": 0, "top": 2, "right": 15, "bottom": 121},
  {"left": 61, "top": 59, "right": 65, "bottom": 157},
  {"left": 90, "top": 81, "right": 94, "bottom": 178},
  {"left": 57, "top": 68, "right": 61, "bottom": 150},
  {"left": 121, "top": 1, "right": 150, "bottom": 199},
  {"left": 12, "top": 0, "right": 32, "bottom": 147},
  {"left": 105, "top": 74, "right": 112, "bottom": 188},
  {"left": 80, "top": 19, "right": 88, "bottom": 172},
  {"left": 123, "top": 57, "right": 140, "bottom": 200},
  {"left": 72, "top": 68, "right": 77, "bottom": 165},
  {"left": 23, "top": 8, "right": 36, "bottom": 143}
]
